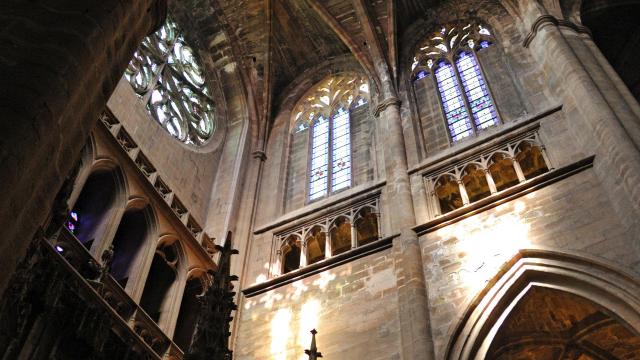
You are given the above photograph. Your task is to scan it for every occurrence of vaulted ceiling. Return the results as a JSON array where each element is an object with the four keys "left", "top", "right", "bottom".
[{"left": 170, "top": 0, "right": 442, "bottom": 147}]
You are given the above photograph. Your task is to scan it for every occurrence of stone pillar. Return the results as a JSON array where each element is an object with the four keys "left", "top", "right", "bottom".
[
  {"left": 0, "top": 0, "right": 168, "bottom": 294},
  {"left": 521, "top": 2, "right": 640, "bottom": 240},
  {"left": 376, "top": 98, "right": 435, "bottom": 359},
  {"left": 555, "top": 27, "right": 640, "bottom": 149}
]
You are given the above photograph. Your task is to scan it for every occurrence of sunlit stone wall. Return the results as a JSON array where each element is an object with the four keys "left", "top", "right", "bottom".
[
  {"left": 420, "top": 168, "right": 638, "bottom": 358},
  {"left": 234, "top": 249, "right": 401, "bottom": 360}
]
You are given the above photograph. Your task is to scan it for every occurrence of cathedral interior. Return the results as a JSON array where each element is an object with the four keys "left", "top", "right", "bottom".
[{"left": 2, "top": 0, "right": 640, "bottom": 359}]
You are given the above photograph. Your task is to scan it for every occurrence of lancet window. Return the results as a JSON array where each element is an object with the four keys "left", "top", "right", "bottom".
[
  {"left": 125, "top": 17, "right": 215, "bottom": 145},
  {"left": 412, "top": 21, "right": 499, "bottom": 142},
  {"left": 425, "top": 131, "right": 551, "bottom": 216},
  {"left": 292, "top": 73, "right": 370, "bottom": 201},
  {"left": 275, "top": 197, "right": 380, "bottom": 275}
]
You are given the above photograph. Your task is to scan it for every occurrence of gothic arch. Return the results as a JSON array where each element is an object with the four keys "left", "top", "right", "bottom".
[
  {"left": 67, "top": 158, "right": 128, "bottom": 255},
  {"left": 275, "top": 55, "right": 374, "bottom": 119},
  {"left": 108, "top": 197, "right": 159, "bottom": 300},
  {"left": 446, "top": 249, "right": 640, "bottom": 359},
  {"left": 140, "top": 234, "right": 187, "bottom": 334}
]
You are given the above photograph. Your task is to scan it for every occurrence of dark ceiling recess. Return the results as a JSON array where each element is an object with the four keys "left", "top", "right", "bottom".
[{"left": 582, "top": 1, "right": 640, "bottom": 102}]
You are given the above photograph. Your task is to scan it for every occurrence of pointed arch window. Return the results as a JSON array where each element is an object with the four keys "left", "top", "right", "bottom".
[
  {"left": 125, "top": 17, "right": 215, "bottom": 145},
  {"left": 412, "top": 21, "right": 499, "bottom": 143},
  {"left": 293, "top": 73, "right": 370, "bottom": 202}
]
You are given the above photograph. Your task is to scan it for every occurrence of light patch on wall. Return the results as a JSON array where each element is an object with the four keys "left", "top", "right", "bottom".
[
  {"left": 365, "top": 268, "right": 395, "bottom": 295},
  {"left": 255, "top": 273, "right": 268, "bottom": 284},
  {"left": 455, "top": 212, "right": 531, "bottom": 294},
  {"left": 259, "top": 290, "right": 284, "bottom": 309},
  {"left": 288, "top": 280, "right": 309, "bottom": 301},
  {"left": 271, "top": 308, "right": 292, "bottom": 360},
  {"left": 297, "top": 299, "right": 321, "bottom": 360},
  {"left": 432, "top": 201, "right": 532, "bottom": 297},
  {"left": 312, "top": 271, "right": 336, "bottom": 290}
]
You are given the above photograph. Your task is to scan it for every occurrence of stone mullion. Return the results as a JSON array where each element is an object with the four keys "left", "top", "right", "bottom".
[
  {"left": 425, "top": 178, "right": 441, "bottom": 218},
  {"left": 350, "top": 222, "right": 358, "bottom": 249},
  {"left": 512, "top": 157, "right": 526, "bottom": 182},
  {"left": 325, "top": 219, "right": 332, "bottom": 258},
  {"left": 539, "top": 145, "right": 554, "bottom": 171},
  {"left": 300, "top": 240, "right": 308, "bottom": 268},
  {"left": 457, "top": 178, "right": 471, "bottom": 205},
  {"left": 485, "top": 169, "right": 498, "bottom": 194}
]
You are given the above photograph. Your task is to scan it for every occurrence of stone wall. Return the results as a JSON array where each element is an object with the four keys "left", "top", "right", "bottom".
[
  {"left": 0, "top": 0, "right": 167, "bottom": 295},
  {"left": 420, "top": 167, "right": 639, "bottom": 358},
  {"left": 235, "top": 248, "right": 401, "bottom": 360},
  {"left": 107, "top": 78, "right": 221, "bottom": 223}
]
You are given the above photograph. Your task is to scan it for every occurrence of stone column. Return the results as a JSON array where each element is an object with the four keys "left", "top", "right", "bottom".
[
  {"left": 0, "top": 0, "right": 168, "bottom": 294},
  {"left": 521, "top": 1, "right": 640, "bottom": 240},
  {"left": 376, "top": 97, "right": 435, "bottom": 359},
  {"left": 560, "top": 28, "right": 640, "bottom": 148}
]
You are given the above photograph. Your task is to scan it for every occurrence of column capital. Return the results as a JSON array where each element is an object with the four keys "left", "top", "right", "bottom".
[
  {"left": 374, "top": 97, "right": 402, "bottom": 117},
  {"left": 523, "top": 15, "right": 591, "bottom": 48}
]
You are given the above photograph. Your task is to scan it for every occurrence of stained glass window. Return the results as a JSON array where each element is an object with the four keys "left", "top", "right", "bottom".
[
  {"left": 309, "top": 116, "right": 330, "bottom": 201},
  {"left": 292, "top": 73, "right": 369, "bottom": 202},
  {"left": 412, "top": 21, "right": 499, "bottom": 143},
  {"left": 331, "top": 109, "right": 351, "bottom": 192},
  {"left": 125, "top": 17, "right": 215, "bottom": 145},
  {"left": 456, "top": 51, "right": 498, "bottom": 130},
  {"left": 435, "top": 61, "right": 473, "bottom": 142}
]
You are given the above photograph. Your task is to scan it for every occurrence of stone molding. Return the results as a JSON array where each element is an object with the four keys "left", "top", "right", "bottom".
[
  {"left": 523, "top": 15, "right": 592, "bottom": 48},
  {"left": 374, "top": 96, "right": 402, "bottom": 117}
]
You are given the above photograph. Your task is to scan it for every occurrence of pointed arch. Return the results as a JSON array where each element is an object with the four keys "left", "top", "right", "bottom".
[
  {"left": 66, "top": 159, "right": 128, "bottom": 252},
  {"left": 446, "top": 249, "right": 640, "bottom": 359}
]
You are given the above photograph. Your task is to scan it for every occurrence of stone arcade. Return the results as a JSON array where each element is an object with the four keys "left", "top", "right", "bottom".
[{"left": 1, "top": 0, "right": 640, "bottom": 359}]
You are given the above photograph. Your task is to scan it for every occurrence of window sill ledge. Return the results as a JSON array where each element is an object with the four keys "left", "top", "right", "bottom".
[
  {"left": 241, "top": 233, "right": 399, "bottom": 298},
  {"left": 413, "top": 155, "right": 595, "bottom": 236}
]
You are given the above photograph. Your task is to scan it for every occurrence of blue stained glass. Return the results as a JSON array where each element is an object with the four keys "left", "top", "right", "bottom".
[
  {"left": 331, "top": 109, "right": 351, "bottom": 192},
  {"left": 66, "top": 210, "right": 80, "bottom": 234},
  {"left": 415, "top": 70, "right": 429, "bottom": 81},
  {"left": 435, "top": 61, "right": 472, "bottom": 142},
  {"left": 456, "top": 52, "right": 498, "bottom": 130},
  {"left": 309, "top": 116, "right": 330, "bottom": 200}
]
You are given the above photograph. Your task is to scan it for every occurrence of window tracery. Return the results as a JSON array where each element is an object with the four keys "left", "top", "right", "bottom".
[
  {"left": 412, "top": 21, "right": 499, "bottom": 143},
  {"left": 292, "top": 73, "right": 370, "bottom": 201},
  {"left": 125, "top": 17, "right": 215, "bottom": 146},
  {"left": 425, "top": 131, "right": 552, "bottom": 216}
]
